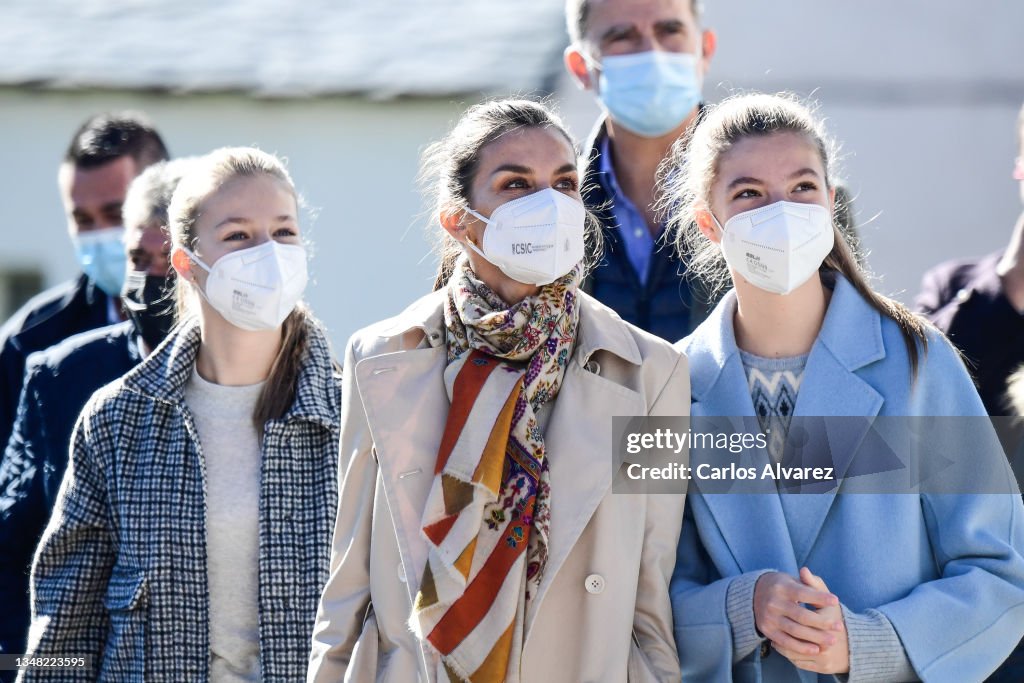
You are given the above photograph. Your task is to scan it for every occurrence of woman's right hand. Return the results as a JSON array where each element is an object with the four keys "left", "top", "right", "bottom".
[{"left": 752, "top": 570, "right": 843, "bottom": 656}]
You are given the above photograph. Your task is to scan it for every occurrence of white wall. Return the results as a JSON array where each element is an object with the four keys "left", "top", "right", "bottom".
[
  {"left": 4, "top": 0, "right": 1023, "bottom": 351},
  {"left": 554, "top": 0, "right": 1024, "bottom": 303},
  {"left": 0, "top": 89, "right": 468, "bottom": 349}
]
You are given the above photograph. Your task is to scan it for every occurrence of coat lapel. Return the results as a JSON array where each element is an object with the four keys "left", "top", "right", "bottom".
[
  {"left": 692, "top": 359, "right": 800, "bottom": 576},
  {"left": 356, "top": 292, "right": 659, "bottom": 643},
  {"left": 684, "top": 289, "right": 800, "bottom": 575},
  {"left": 522, "top": 294, "right": 647, "bottom": 640},
  {"left": 356, "top": 344, "right": 448, "bottom": 602},
  {"left": 526, "top": 360, "right": 645, "bottom": 625},
  {"left": 686, "top": 275, "right": 890, "bottom": 572},
  {"left": 779, "top": 277, "right": 885, "bottom": 566}
]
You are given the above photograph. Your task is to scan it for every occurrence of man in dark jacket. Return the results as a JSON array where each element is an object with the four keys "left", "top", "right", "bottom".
[
  {"left": 0, "top": 160, "right": 184, "bottom": 668},
  {"left": 0, "top": 112, "right": 169, "bottom": 453},
  {"left": 916, "top": 250, "right": 1024, "bottom": 416},
  {"left": 563, "top": 0, "right": 716, "bottom": 341}
]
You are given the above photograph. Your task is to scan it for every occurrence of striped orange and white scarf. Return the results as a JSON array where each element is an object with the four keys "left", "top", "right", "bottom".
[{"left": 410, "top": 256, "right": 580, "bottom": 682}]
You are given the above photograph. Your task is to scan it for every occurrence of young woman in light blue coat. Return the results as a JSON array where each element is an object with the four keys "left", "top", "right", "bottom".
[{"left": 662, "top": 93, "right": 1024, "bottom": 682}]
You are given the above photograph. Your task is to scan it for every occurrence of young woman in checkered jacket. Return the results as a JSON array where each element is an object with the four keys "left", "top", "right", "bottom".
[{"left": 20, "top": 147, "right": 342, "bottom": 682}]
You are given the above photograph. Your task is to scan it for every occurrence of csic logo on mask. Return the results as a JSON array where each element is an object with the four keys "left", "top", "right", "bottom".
[
  {"left": 511, "top": 242, "right": 552, "bottom": 255},
  {"left": 464, "top": 188, "right": 585, "bottom": 285}
]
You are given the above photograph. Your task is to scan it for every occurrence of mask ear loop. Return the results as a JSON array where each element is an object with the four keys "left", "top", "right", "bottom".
[
  {"left": 459, "top": 208, "right": 495, "bottom": 264},
  {"left": 177, "top": 247, "right": 218, "bottom": 308},
  {"left": 179, "top": 247, "right": 213, "bottom": 275},
  {"left": 710, "top": 211, "right": 727, "bottom": 237}
]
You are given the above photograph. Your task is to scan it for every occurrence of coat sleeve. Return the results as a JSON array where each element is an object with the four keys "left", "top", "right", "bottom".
[
  {"left": 18, "top": 408, "right": 114, "bottom": 682},
  {"left": 0, "top": 337, "right": 28, "bottom": 465},
  {"left": 629, "top": 351, "right": 687, "bottom": 683},
  {"left": 875, "top": 335, "right": 1024, "bottom": 683},
  {"left": 670, "top": 491, "right": 775, "bottom": 680},
  {"left": 876, "top": 489, "right": 1024, "bottom": 682},
  {"left": 307, "top": 335, "right": 378, "bottom": 683},
  {"left": 0, "top": 360, "right": 51, "bottom": 658}
]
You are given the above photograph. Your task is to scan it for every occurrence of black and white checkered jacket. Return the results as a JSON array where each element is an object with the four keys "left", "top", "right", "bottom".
[{"left": 20, "top": 318, "right": 341, "bottom": 682}]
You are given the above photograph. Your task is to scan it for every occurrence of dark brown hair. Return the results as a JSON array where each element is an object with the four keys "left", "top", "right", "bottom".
[
  {"left": 420, "top": 98, "right": 601, "bottom": 289},
  {"left": 659, "top": 92, "right": 929, "bottom": 378},
  {"left": 64, "top": 111, "right": 169, "bottom": 170}
]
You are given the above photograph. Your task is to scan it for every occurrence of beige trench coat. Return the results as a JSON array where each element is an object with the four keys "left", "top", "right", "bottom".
[{"left": 308, "top": 290, "right": 689, "bottom": 683}]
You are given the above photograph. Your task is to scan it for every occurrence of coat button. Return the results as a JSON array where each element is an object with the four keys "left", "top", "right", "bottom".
[
  {"left": 584, "top": 574, "right": 605, "bottom": 594},
  {"left": 398, "top": 562, "right": 407, "bottom": 583},
  {"left": 760, "top": 642, "right": 771, "bottom": 658}
]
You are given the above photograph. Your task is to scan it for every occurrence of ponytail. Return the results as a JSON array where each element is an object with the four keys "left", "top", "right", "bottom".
[
  {"left": 253, "top": 304, "right": 312, "bottom": 429},
  {"left": 821, "top": 230, "right": 928, "bottom": 381}
]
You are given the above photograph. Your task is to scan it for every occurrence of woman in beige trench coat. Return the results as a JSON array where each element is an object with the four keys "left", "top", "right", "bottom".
[{"left": 308, "top": 99, "right": 689, "bottom": 683}]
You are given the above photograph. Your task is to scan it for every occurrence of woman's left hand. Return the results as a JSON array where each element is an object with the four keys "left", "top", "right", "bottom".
[{"left": 771, "top": 567, "right": 850, "bottom": 675}]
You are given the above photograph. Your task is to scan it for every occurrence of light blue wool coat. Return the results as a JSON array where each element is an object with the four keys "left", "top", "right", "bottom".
[{"left": 671, "top": 273, "right": 1024, "bottom": 682}]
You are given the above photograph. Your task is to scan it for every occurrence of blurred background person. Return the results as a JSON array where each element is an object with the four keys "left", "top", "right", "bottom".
[
  {"left": 916, "top": 102, "right": 1024, "bottom": 417},
  {"left": 0, "top": 159, "right": 187, "bottom": 671},
  {"left": 21, "top": 148, "right": 340, "bottom": 681},
  {"left": 563, "top": 0, "right": 717, "bottom": 341},
  {"left": 0, "top": 112, "right": 169, "bottom": 453}
]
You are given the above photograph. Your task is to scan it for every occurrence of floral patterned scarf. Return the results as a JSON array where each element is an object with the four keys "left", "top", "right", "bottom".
[{"left": 410, "top": 255, "right": 580, "bottom": 683}]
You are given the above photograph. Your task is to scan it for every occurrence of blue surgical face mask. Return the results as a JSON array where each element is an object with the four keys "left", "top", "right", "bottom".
[
  {"left": 72, "top": 226, "right": 128, "bottom": 297},
  {"left": 593, "top": 50, "right": 703, "bottom": 138}
]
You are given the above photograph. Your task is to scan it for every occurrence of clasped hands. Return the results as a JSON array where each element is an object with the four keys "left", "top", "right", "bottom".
[{"left": 753, "top": 567, "right": 850, "bottom": 675}]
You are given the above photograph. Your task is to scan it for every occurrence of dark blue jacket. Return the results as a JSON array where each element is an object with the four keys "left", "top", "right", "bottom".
[
  {"left": 915, "top": 251, "right": 1024, "bottom": 416},
  {"left": 580, "top": 118, "right": 714, "bottom": 342},
  {"left": 0, "top": 321, "right": 138, "bottom": 665},
  {"left": 0, "top": 274, "right": 114, "bottom": 454}
]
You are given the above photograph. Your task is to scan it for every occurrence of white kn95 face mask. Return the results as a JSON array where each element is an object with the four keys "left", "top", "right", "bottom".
[
  {"left": 182, "top": 240, "right": 308, "bottom": 331},
  {"left": 715, "top": 200, "right": 834, "bottom": 295},
  {"left": 463, "top": 188, "right": 586, "bottom": 286}
]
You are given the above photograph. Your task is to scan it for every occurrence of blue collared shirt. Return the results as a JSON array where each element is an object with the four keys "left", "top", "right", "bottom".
[{"left": 598, "top": 136, "right": 660, "bottom": 284}]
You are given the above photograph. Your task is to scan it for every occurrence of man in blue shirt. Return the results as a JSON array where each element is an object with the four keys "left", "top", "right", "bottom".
[{"left": 563, "top": 0, "right": 717, "bottom": 341}]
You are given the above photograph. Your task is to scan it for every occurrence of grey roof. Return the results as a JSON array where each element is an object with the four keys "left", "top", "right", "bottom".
[{"left": 0, "top": 0, "right": 569, "bottom": 98}]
